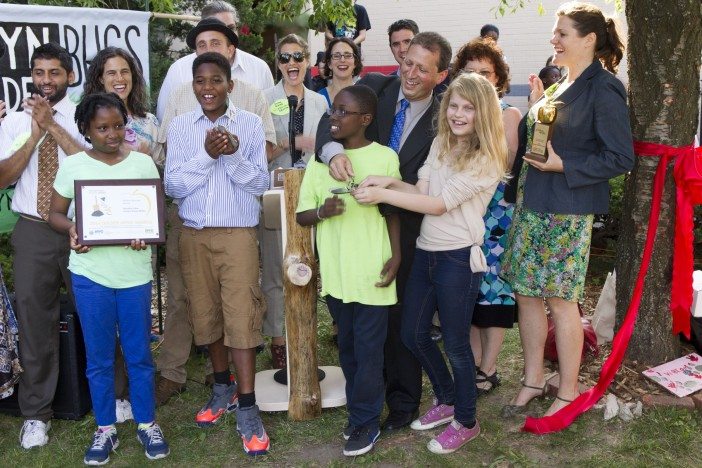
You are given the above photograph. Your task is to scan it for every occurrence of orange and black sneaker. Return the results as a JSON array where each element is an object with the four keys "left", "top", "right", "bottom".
[
  {"left": 195, "top": 382, "right": 238, "bottom": 427},
  {"left": 236, "top": 404, "right": 270, "bottom": 456}
]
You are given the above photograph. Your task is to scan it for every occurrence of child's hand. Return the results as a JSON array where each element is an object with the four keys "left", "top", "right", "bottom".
[
  {"left": 358, "top": 176, "right": 393, "bottom": 189},
  {"left": 204, "top": 128, "right": 231, "bottom": 159},
  {"left": 68, "top": 225, "right": 91, "bottom": 254},
  {"left": 320, "top": 195, "right": 345, "bottom": 218},
  {"left": 351, "top": 186, "right": 384, "bottom": 205},
  {"left": 376, "top": 255, "right": 400, "bottom": 287},
  {"left": 127, "top": 239, "right": 147, "bottom": 251}
]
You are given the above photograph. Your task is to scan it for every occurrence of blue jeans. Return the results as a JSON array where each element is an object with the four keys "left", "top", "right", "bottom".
[
  {"left": 326, "top": 296, "right": 388, "bottom": 430},
  {"left": 71, "top": 274, "right": 155, "bottom": 426},
  {"left": 400, "top": 248, "right": 483, "bottom": 427}
]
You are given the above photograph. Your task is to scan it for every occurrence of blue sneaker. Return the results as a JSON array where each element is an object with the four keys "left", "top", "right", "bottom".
[
  {"left": 84, "top": 427, "right": 119, "bottom": 465},
  {"left": 343, "top": 426, "right": 380, "bottom": 456},
  {"left": 136, "top": 423, "right": 170, "bottom": 460}
]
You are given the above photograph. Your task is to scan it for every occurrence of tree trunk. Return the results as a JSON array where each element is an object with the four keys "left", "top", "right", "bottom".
[
  {"left": 615, "top": 1, "right": 701, "bottom": 364},
  {"left": 283, "top": 169, "right": 322, "bottom": 420}
]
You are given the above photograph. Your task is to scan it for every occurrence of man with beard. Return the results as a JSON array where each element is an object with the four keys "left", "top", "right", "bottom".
[{"left": 0, "top": 42, "right": 85, "bottom": 449}]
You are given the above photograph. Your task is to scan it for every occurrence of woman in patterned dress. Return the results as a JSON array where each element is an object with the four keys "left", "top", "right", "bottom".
[
  {"left": 453, "top": 38, "right": 522, "bottom": 395},
  {"left": 500, "top": 1, "right": 634, "bottom": 418}
]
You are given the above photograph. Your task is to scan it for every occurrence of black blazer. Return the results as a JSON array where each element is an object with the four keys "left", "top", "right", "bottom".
[
  {"left": 315, "top": 73, "right": 439, "bottom": 185},
  {"left": 520, "top": 61, "right": 634, "bottom": 215}
]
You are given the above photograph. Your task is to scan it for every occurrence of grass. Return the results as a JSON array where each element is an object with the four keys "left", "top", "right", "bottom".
[{"left": 1, "top": 298, "right": 702, "bottom": 467}]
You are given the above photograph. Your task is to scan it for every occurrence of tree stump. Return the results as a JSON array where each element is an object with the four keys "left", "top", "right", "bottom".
[{"left": 283, "top": 169, "right": 321, "bottom": 420}]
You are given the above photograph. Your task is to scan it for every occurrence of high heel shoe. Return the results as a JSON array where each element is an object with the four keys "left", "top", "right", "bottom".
[{"left": 500, "top": 383, "right": 548, "bottom": 418}]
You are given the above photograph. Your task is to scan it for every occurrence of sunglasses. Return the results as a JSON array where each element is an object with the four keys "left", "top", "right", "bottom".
[{"left": 278, "top": 52, "right": 305, "bottom": 64}]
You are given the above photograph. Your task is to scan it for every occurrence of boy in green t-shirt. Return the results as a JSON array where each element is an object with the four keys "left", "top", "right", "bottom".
[{"left": 297, "top": 85, "right": 400, "bottom": 457}]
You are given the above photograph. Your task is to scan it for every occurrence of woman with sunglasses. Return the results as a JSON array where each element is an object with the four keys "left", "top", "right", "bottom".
[
  {"left": 262, "top": 34, "right": 328, "bottom": 368},
  {"left": 318, "top": 37, "right": 363, "bottom": 108}
]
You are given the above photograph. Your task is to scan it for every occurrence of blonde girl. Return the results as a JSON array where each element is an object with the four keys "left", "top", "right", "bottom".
[{"left": 353, "top": 73, "right": 507, "bottom": 454}]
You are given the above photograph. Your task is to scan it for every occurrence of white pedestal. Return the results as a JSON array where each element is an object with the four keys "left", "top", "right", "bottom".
[{"left": 255, "top": 366, "right": 346, "bottom": 412}]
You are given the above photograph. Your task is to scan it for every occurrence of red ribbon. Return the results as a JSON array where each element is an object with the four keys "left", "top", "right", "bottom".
[{"left": 522, "top": 140, "right": 702, "bottom": 434}]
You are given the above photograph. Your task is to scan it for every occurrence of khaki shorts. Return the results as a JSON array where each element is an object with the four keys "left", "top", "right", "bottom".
[{"left": 179, "top": 226, "right": 265, "bottom": 349}]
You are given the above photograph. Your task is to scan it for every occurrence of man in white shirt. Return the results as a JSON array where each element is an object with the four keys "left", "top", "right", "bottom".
[
  {"left": 0, "top": 42, "right": 84, "bottom": 450},
  {"left": 155, "top": 1, "right": 274, "bottom": 122}
]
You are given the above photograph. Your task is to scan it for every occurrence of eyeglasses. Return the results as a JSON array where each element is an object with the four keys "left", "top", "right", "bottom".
[
  {"left": 464, "top": 69, "right": 495, "bottom": 78},
  {"left": 330, "top": 52, "right": 354, "bottom": 61},
  {"left": 326, "top": 108, "right": 367, "bottom": 117},
  {"left": 278, "top": 52, "right": 305, "bottom": 64}
]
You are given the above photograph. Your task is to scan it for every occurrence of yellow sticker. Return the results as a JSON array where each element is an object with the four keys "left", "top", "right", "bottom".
[{"left": 270, "top": 99, "right": 290, "bottom": 116}]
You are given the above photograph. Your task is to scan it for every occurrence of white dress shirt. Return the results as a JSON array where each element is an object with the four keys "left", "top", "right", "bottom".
[
  {"left": 0, "top": 95, "right": 84, "bottom": 218},
  {"left": 156, "top": 49, "right": 274, "bottom": 121}
]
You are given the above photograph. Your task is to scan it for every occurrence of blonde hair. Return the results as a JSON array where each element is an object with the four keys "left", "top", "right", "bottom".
[{"left": 435, "top": 72, "right": 508, "bottom": 177}]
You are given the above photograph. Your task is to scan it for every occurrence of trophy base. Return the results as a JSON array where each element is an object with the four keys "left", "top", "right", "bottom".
[{"left": 524, "top": 151, "right": 548, "bottom": 164}]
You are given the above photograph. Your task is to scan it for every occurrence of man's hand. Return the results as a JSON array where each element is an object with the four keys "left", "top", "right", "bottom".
[
  {"left": 204, "top": 128, "right": 235, "bottom": 159},
  {"left": 376, "top": 255, "right": 400, "bottom": 287},
  {"left": 0, "top": 100, "right": 6, "bottom": 124},
  {"left": 295, "top": 135, "right": 315, "bottom": 153},
  {"left": 329, "top": 153, "right": 355, "bottom": 182},
  {"left": 32, "top": 96, "right": 55, "bottom": 131},
  {"left": 319, "top": 195, "right": 345, "bottom": 219}
]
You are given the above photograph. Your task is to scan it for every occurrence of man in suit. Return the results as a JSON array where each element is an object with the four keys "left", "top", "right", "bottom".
[{"left": 316, "top": 31, "right": 451, "bottom": 431}]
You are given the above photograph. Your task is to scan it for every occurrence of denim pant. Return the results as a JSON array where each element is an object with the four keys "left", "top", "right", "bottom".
[
  {"left": 326, "top": 296, "right": 388, "bottom": 430},
  {"left": 72, "top": 273, "right": 155, "bottom": 426},
  {"left": 401, "top": 248, "right": 483, "bottom": 427}
]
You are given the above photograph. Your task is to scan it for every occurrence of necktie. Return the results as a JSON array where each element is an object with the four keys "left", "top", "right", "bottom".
[
  {"left": 387, "top": 99, "right": 410, "bottom": 153},
  {"left": 36, "top": 133, "right": 59, "bottom": 221}
]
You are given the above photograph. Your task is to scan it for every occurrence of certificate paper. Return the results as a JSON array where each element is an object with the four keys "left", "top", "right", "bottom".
[{"left": 75, "top": 179, "right": 166, "bottom": 245}]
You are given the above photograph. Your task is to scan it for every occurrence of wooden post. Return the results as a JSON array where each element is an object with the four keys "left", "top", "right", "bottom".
[{"left": 283, "top": 170, "right": 321, "bottom": 420}]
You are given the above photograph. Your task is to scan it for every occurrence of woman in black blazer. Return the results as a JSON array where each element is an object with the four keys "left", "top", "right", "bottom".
[{"left": 500, "top": 2, "right": 634, "bottom": 418}]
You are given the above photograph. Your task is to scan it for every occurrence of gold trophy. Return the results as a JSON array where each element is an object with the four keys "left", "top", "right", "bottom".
[{"left": 524, "top": 104, "right": 557, "bottom": 163}]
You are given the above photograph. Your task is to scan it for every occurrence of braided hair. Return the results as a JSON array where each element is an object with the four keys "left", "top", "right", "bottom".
[{"left": 75, "top": 92, "right": 128, "bottom": 143}]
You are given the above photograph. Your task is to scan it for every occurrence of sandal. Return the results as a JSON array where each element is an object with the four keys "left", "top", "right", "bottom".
[
  {"left": 271, "top": 344, "right": 287, "bottom": 369},
  {"left": 476, "top": 368, "right": 501, "bottom": 396},
  {"left": 500, "top": 383, "right": 548, "bottom": 419}
]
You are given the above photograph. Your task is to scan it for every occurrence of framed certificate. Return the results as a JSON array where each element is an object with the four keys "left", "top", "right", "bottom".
[{"left": 74, "top": 179, "right": 166, "bottom": 246}]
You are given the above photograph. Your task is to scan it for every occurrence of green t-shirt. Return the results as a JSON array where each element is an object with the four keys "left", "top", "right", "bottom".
[
  {"left": 296, "top": 142, "right": 401, "bottom": 306},
  {"left": 53, "top": 151, "right": 159, "bottom": 289}
]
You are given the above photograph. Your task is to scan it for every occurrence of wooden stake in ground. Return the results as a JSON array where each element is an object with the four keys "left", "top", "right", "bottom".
[{"left": 283, "top": 169, "right": 321, "bottom": 420}]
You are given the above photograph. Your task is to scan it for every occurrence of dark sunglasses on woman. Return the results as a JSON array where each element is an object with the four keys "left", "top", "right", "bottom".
[{"left": 278, "top": 52, "right": 305, "bottom": 64}]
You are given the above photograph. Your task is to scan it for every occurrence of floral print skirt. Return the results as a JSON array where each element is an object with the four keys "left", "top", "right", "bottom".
[{"left": 501, "top": 206, "right": 593, "bottom": 303}]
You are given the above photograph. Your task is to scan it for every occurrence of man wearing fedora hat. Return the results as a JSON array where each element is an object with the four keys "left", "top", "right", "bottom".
[{"left": 156, "top": 1, "right": 273, "bottom": 122}]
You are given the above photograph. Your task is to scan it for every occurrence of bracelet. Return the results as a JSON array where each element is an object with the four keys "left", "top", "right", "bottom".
[{"left": 316, "top": 206, "right": 325, "bottom": 221}]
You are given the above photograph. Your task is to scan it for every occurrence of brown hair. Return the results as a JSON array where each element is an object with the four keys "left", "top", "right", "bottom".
[
  {"left": 323, "top": 37, "right": 363, "bottom": 79},
  {"left": 556, "top": 1, "right": 624, "bottom": 73},
  {"left": 409, "top": 31, "right": 452, "bottom": 72},
  {"left": 276, "top": 33, "right": 310, "bottom": 60},
  {"left": 452, "top": 38, "right": 510, "bottom": 97}
]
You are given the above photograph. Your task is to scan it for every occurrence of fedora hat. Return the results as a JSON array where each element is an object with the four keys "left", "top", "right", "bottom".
[{"left": 186, "top": 17, "right": 239, "bottom": 49}]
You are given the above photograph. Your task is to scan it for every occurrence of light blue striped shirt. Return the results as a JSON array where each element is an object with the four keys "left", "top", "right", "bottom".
[{"left": 165, "top": 105, "right": 268, "bottom": 228}]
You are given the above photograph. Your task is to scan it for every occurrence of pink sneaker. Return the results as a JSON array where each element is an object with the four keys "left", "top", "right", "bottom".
[
  {"left": 427, "top": 420, "right": 480, "bottom": 454},
  {"left": 410, "top": 401, "right": 454, "bottom": 430}
]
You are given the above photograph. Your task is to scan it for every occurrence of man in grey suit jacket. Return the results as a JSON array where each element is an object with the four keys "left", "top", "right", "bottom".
[{"left": 316, "top": 32, "right": 451, "bottom": 431}]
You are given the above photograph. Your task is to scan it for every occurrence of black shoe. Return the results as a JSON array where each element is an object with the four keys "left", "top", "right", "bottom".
[
  {"left": 380, "top": 410, "right": 419, "bottom": 431},
  {"left": 343, "top": 426, "right": 379, "bottom": 456},
  {"left": 255, "top": 343, "right": 265, "bottom": 355}
]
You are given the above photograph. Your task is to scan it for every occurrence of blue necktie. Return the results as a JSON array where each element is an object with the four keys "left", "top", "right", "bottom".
[{"left": 387, "top": 99, "right": 410, "bottom": 152}]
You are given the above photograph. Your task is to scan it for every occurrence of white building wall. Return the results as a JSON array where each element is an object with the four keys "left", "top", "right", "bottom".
[{"left": 308, "top": 0, "right": 627, "bottom": 114}]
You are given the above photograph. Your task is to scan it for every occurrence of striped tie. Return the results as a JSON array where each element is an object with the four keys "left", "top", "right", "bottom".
[
  {"left": 36, "top": 133, "right": 59, "bottom": 221},
  {"left": 387, "top": 99, "right": 409, "bottom": 152}
]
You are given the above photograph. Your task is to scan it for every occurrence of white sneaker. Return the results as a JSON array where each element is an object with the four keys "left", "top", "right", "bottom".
[
  {"left": 19, "top": 419, "right": 51, "bottom": 449},
  {"left": 115, "top": 399, "right": 134, "bottom": 424}
]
